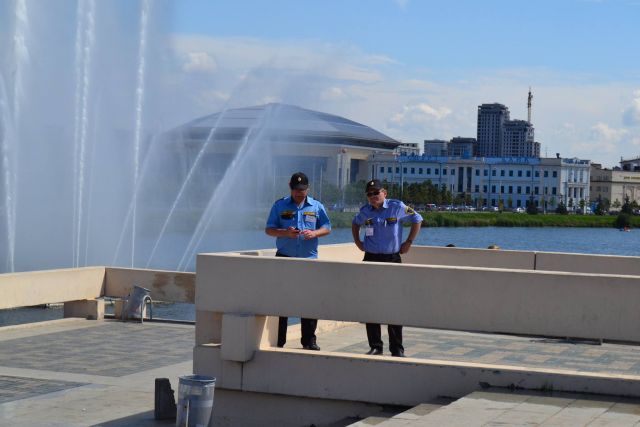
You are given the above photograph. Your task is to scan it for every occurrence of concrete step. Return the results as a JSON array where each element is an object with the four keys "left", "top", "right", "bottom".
[
  {"left": 347, "top": 416, "right": 389, "bottom": 426},
  {"left": 348, "top": 403, "right": 441, "bottom": 426},
  {"left": 399, "top": 390, "right": 640, "bottom": 426}
]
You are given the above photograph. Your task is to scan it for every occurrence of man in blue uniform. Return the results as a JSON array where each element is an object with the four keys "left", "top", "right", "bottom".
[
  {"left": 265, "top": 172, "right": 331, "bottom": 350},
  {"left": 351, "top": 179, "right": 422, "bottom": 357}
]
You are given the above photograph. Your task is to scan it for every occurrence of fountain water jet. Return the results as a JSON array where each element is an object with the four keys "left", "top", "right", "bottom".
[
  {"left": 72, "top": 0, "right": 96, "bottom": 268},
  {"left": 176, "top": 104, "right": 279, "bottom": 271},
  {"left": 131, "top": 0, "right": 151, "bottom": 268}
]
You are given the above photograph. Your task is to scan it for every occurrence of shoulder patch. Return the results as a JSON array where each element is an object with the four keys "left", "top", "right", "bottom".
[{"left": 405, "top": 206, "right": 415, "bottom": 214}]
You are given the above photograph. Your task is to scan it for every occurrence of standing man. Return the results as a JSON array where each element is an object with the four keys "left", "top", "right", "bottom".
[
  {"left": 265, "top": 172, "right": 331, "bottom": 350},
  {"left": 352, "top": 179, "right": 422, "bottom": 357}
]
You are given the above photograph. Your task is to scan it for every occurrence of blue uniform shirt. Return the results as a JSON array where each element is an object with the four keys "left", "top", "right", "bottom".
[
  {"left": 353, "top": 199, "right": 423, "bottom": 254},
  {"left": 266, "top": 195, "right": 331, "bottom": 258}
]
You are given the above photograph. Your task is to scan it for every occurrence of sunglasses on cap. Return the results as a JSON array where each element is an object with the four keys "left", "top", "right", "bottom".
[{"left": 366, "top": 190, "right": 381, "bottom": 197}]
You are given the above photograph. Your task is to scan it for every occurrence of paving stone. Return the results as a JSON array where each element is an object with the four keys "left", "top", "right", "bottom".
[
  {"left": 0, "top": 322, "right": 193, "bottom": 377},
  {"left": 0, "top": 375, "right": 86, "bottom": 403}
]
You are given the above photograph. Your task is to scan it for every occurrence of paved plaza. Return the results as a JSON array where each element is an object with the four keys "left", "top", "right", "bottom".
[{"left": 1, "top": 318, "right": 640, "bottom": 426}]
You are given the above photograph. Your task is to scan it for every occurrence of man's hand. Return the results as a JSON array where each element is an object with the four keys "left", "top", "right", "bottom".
[
  {"left": 400, "top": 240, "right": 412, "bottom": 254},
  {"left": 285, "top": 226, "right": 301, "bottom": 238},
  {"left": 300, "top": 229, "right": 316, "bottom": 240}
]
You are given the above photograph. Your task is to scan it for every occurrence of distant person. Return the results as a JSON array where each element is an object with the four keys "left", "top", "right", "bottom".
[
  {"left": 265, "top": 172, "right": 331, "bottom": 350},
  {"left": 487, "top": 244, "right": 500, "bottom": 249},
  {"left": 351, "top": 179, "right": 422, "bottom": 357}
]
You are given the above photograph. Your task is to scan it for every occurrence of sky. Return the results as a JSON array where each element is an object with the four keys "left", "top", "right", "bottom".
[{"left": 165, "top": 0, "right": 640, "bottom": 167}]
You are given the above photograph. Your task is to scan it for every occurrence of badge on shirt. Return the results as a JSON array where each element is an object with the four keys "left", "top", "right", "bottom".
[
  {"left": 386, "top": 217, "right": 397, "bottom": 224},
  {"left": 303, "top": 211, "right": 317, "bottom": 224},
  {"left": 365, "top": 226, "right": 374, "bottom": 236},
  {"left": 280, "top": 210, "right": 295, "bottom": 220}
]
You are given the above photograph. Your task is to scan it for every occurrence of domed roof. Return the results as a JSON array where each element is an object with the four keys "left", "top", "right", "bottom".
[{"left": 175, "top": 103, "right": 400, "bottom": 151}]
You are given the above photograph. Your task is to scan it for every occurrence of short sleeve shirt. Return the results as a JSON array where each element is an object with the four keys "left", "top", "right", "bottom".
[
  {"left": 266, "top": 195, "right": 331, "bottom": 258},
  {"left": 352, "top": 199, "right": 423, "bottom": 254}
]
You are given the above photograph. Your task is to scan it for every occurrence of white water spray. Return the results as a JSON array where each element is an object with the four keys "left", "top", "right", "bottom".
[
  {"left": 176, "top": 105, "right": 276, "bottom": 271},
  {"left": 144, "top": 111, "right": 229, "bottom": 268},
  {"left": 72, "top": 0, "right": 96, "bottom": 268},
  {"left": 131, "top": 0, "right": 151, "bottom": 268},
  {"left": 0, "top": 75, "right": 16, "bottom": 272}
]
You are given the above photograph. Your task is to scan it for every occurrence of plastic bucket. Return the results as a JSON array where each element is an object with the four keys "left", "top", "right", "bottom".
[{"left": 176, "top": 375, "right": 216, "bottom": 427}]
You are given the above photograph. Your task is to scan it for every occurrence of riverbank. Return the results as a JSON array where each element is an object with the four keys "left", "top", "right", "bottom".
[{"left": 328, "top": 211, "right": 640, "bottom": 228}]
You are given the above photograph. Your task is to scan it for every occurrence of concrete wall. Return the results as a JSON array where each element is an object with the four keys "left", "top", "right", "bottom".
[
  {"left": 0, "top": 267, "right": 195, "bottom": 311},
  {"left": 318, "top": 243, "right": 639, "bottom": 276},
  {"left": 104, "top": 267, "right": 195, "bottom": 302},
  {"left": 0, "top": 267, "right": 105, "bottom": 309},
  {"left": 195, "top": 344, "right": 640, "bottom": 409},
  {"left": 196, "top": 252, "right": 640, "bottom": 342},
  {"left": 194, "top": 247, "right": 640, "bottom": 416}
]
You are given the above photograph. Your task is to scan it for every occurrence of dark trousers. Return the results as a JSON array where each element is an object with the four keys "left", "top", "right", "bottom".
[
  {"left": 275, "top": 252, "right": 318, "bottom": 348},
  {"left": 363, "top": 252, "right": 404, "bottom": 354}
]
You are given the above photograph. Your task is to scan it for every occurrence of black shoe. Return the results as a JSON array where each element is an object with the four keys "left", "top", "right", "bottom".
[
  {"left": 365, "top": 348, "right": 383, "bottom": 355},
  {"left": 303, "top": 343, "right": 320, "bottom": 351},
  {"left": 391, "top": 350, "right": 406, "bottom": 358}
]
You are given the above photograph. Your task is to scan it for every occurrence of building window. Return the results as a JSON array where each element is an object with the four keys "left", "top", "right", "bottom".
[
  {"left": 509, "top": 186, "right": 513, "bottom": 194},
  {"left": 492, "top": 170, "right": 496, "bottom": 176},
  {"left": 553, "top": 171, "right": 558, "bottom": 178},
  {"left": 500, "top": 186, "right": 505, "bottom": 194},
  {"left": 475, "top": 185, "right": 479, "bottom": 192},
  {"left": 387, "top": 167, "right": 392, "bottom": 173},
  {"left": 411, "top": 167, "right": 415, "bottom": 174},
  {"left": 535, "top": 171, "right": 539, "bottom": 178},
  {"left": 427, "top": 168, "right": 431, "bottom": 174},
  {"left": 552, "top": 187, "right": 557, "bottom": 195},
  {"left": 419, "top": 168, "right": 423, "bottom": 174},
  {"left": 534, "top": 186, "right": 539, "bottom": 194},
  {"left": 475, "top": 169, "right": 480, "bottom": 176},
  {"left": 526, "top": 170, "right": 531, "bottom": 177},
  {"left": 435, "top": 169, "right": 439, "bottom": 175},
  {"left": 509, "top": 170, "right": 513, "bottom": 177},
  {"left": 403, "top": 167, "right": 407, "bottom": 174},
  {"left": 544, "top": 171, "right": 548, "bottom": 177},
  {"left": 517, "top": 186, "right": 521, "bottom": 194},
  {"left": 484, "top": 169, "right": 488, "bottom": 176},
  {"left": 396, "top": 167, "right": 400, "bottom": 173},
  {"left": 492, "top": 185, "right": 496, "bottom": 193},
  {"left": 526, "top": 186, "right": 530, "bottom": 194},
  {"left": 451, "top": 169, "right": 455, "bottom": 175},
  {"left": 518, "top": 170, "right": 522, "bottom": 177},
  {"left": 544, "top": 187, "right": 548, "bottom": 194},
  {"left": 379, "top": 167, "right": 384, "bottom": 173},
  {"left": 483, "top": 185, "right": 487, "bottom": 193},
  {"left": 443, "top": 169, "right": 447, "bottom": 175}
]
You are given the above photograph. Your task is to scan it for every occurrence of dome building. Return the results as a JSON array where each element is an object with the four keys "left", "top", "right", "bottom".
[{"left": 163, "top": 103, "right": 400, "bottom": 191}]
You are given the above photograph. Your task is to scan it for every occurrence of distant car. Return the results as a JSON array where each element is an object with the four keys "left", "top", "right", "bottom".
[{"left": 513, "top": 207, "right": 525, "bottom": 213}]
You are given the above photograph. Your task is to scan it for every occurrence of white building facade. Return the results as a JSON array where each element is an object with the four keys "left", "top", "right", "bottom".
[{"left": 369, "top": 153, "right": 591, "bottom": 210}]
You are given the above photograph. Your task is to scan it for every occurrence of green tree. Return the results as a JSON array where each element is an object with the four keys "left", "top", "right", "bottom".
[
  {"left": 578, "top": 199, "right": 586, "bottom": 214},
  {"left": 556, "top": 202, "right": 568, "bottom": 215},
  {"left": 594, "top": 195, "right": 605, "bottom": 216},
  {"left": 526, "top": 197, "right": 538, "bottom": 215},
  {"left": 621, "top": 196, "right": 634, "bottom": 215}
]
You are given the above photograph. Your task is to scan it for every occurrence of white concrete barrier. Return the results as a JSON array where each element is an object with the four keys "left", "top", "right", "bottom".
[{"left": 196, "top": 251, "right": 640, "bottom": 342}]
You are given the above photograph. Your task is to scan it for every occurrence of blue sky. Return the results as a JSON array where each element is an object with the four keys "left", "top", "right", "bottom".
[{"left": 166, "top": 0, "right": 640, "bottom": 166}]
